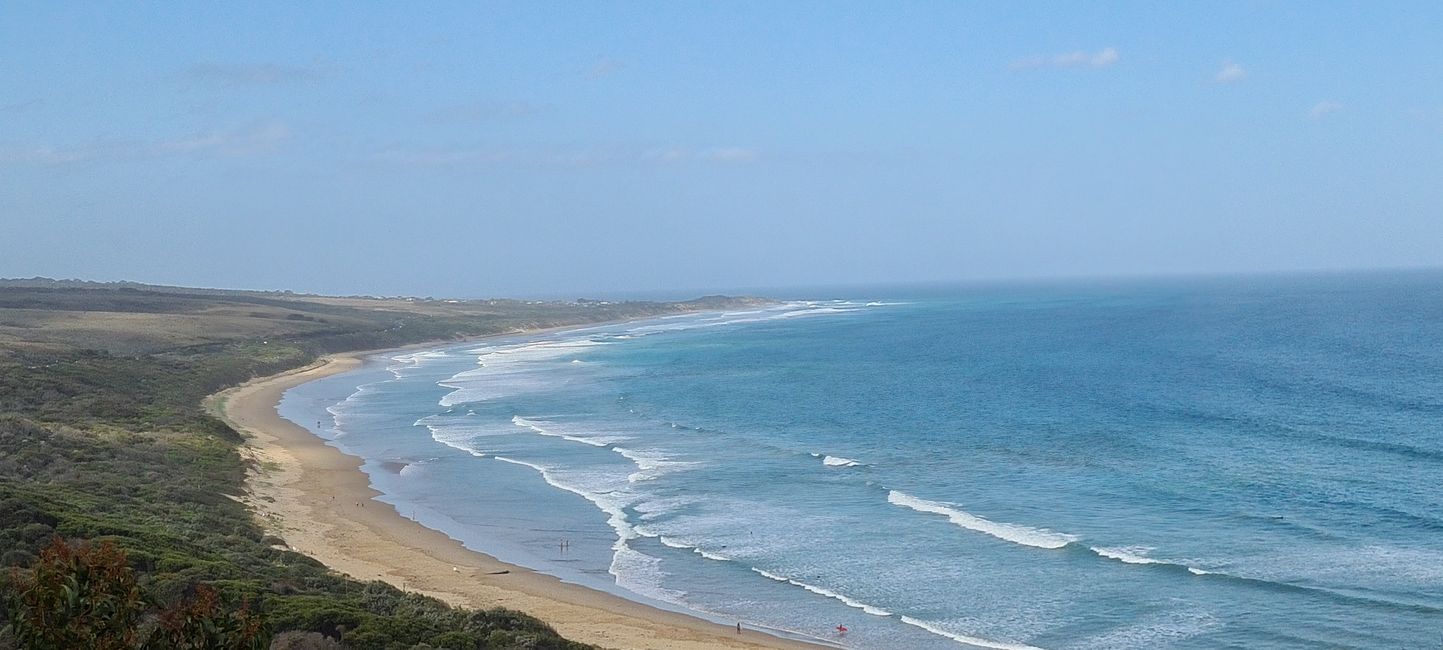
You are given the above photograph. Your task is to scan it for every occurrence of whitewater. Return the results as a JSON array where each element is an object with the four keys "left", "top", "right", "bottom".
[{"left": 281, "top": 273, "right": 1443, "bottom": 648}]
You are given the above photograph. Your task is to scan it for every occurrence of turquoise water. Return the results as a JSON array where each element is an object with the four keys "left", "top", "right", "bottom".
[{"left": 281, "top": 272, "right": 1443, "bottom": 649}]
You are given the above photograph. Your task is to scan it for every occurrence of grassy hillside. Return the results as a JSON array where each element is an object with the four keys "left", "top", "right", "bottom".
[{"left": 0, "top": 280, "right": 769, "bottom": 649}]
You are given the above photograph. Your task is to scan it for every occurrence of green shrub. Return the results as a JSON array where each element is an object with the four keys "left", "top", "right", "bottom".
[{"left": 0, "top": 284, "right": 748, "bottom": 649}]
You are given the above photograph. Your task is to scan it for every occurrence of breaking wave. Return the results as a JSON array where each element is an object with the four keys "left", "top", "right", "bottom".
[{"left": 887, "top": 490, "right": 1078, "bottom": 549}]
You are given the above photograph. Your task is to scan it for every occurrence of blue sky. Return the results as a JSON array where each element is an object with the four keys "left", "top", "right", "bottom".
[{"left": 2, "top": 2, "right": 1441, "bottom": 297}]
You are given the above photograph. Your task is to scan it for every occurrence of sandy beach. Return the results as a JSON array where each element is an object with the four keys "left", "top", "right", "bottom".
[{"left": 207, "top": 350, "right": 828, "bottom": 650}]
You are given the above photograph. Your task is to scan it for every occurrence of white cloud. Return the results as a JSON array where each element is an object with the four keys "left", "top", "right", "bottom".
[
  {"left": 182, "top": 62, "right": 324, "bottom": 86},
  {"left": 0, "top": 145, "right": 101, "bottom": 165},
  {"left": 370, "top": 147, "right": 621, "bottom": 168},
  {"left": 1009, "top": 47, "right": 1120, "bottom": 71},
  {"left": 157, "top": 120, "right": 291, "bottom": 156},
  {"left": 586, "top": 57, "right": 626, "bottom": 79},
  {"left": 424, "top": 101, "right": 549, "bottom": 124},
  {"left": 0, "top": 98, "right": 42, "bottom": 112},
  {"left": 647, "top": 146, "right": 759, "bottom": 164},
  {"left": 1214, "top": 60, "right": 1246, "bottom": 83},
  {"left": 1405, "top": 107, "right": 1443, "bottom": 132},
  {"left": 0, "top": 120, "right": 291, "bottom": 165},
  {"left": 697, "top": 147, "right": 759, "bottom": 163},
  {"left": 374, "top": 145, "right": 759, "bottom": 168},
  {"left": 1307, "top": 100, "right": 1343, "bottom": 119},
  {"left": 369, "top": 148, "right": 513, "bottom": 167}
]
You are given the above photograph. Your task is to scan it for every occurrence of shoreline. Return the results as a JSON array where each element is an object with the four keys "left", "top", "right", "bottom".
[{"left": 208, "top": 342, "right": 830, "bottom": 650}]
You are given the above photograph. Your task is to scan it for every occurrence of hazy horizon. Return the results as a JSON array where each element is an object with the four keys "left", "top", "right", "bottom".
[
  {"left": 4, "top": 3, "right": 1442, "bottom": 296},
  {"left": 8, "top": 265, "right": 1442, "bottom": 304}
]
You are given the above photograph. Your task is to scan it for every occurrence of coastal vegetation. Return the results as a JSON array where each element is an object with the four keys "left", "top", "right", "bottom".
[{"left": 0, "top": 279, "right": 766, "bottom": 649}]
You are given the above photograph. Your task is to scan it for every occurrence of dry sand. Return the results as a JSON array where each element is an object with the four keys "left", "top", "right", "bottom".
[{"left": 208, "top": 352, "right": 830, "bottom": 650}]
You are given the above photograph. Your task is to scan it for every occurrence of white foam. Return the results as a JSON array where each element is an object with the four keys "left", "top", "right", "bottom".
[
  {"left": 1074, "top": 608, "right": 1219, "bottom": 649},
  {"left": 1092, "top": 546, "right": 1164, "bottom": 565},
  {"left": 887, "top": 491, "right": 1077, "bottom": 550},
  {"left": 613, "top": 447, "right": 700, "bottom": 482},
  {"left": 512, "top": 416, "right": 630, "bottom": 448},
  {"left": 658, "top": 536, "right": 732, "bottom": 562},
  {"left": 438, "top": 338, "right": 609, "bottom": 406},
  {"left": 321, "top": 381, "right": 393, "bottom": 437},
  {"left": 491, "top": 456, "right": 637, "bottom": 544},
  {"left": 436, "top": 303, "right": 871, "bottom": 406},
  {"left": 777, "top": 306, "right": 860, "bottom": 318},
  {"left": 622, "top": 302, "right": 858, "bottom": 336},
  {"left": 610, "top": 541, "right": 686, "bottom": 603},
  {"left": 1090, "top": 545, "right": 1213, "bottom": 575},
  {"left": 463, "top": 337, "right": 605, "bottom": 357},
  {"left": 898, "top": 616, "right": 1047, "bottom": 650},
  {"left": 422, "top": 421, "right": 498, "bottom": 457},
  {"left": 624, "top": 311, "right": 774, "bottom": 335},
  {"left": 418, "top": 414, "right": 533, "bottom": 450},
  {"left": 482, "top": 454, "right": 701, "bottom": 608},
  {"left": 822, "top": 455, "right": 862, "bottom": 468},
  {"left": 750, "top": 568, "right": 893, "bottom": 617},
  {"left": 435, "top": 303, "right": 873, "bottom": 406},
  {"left": 631, "top": 495, "right": 701, "bottom": 521},
  {"left": 325, "top": 381, "right": 383, "bottom": 415},
  {"left": 385, "top": 349, "right": 451, "bottom": 378},
  {"left": 390, "top": 349, "right": 448, "bottom": 364}
]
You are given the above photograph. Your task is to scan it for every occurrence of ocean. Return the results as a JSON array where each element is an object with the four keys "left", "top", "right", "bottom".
[{"left": 279, "top": 271, "right": 1443, "bottom": 649}]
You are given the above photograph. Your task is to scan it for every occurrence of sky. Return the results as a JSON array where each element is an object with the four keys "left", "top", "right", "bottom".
[{"left": 2, "top": 2, "right": 1441, "bottom": 298}]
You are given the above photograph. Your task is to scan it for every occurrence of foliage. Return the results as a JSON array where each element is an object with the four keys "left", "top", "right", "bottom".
[
  {"left": 145, "top": 584, "right": 265, "bottom": 650},
  {"left": 4, "top": 538, "right": 265, "bottom": 650},
  {"left": 0, "top": 283, "right": 766, "bottom": 649},
  {"left": 5, "top": 538, "right": 144, "bottom": 650}
]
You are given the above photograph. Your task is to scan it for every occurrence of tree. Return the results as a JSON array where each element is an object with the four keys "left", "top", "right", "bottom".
[{"left": 4, "top": 537, "right": 266, "bottom": 650}]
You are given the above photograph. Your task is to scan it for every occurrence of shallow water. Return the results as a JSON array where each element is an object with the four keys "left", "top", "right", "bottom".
[{"left": 281, "top": 272, "right": 1443, "bottom": 649}]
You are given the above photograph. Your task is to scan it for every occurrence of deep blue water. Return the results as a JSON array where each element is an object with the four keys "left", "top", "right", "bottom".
[{"left": 281, "top": 272, "right": 1443, "bottom": 649}]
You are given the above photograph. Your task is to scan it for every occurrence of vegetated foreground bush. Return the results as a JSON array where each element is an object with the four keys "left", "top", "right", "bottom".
[
  {"left": 0, "top": 412, "right": 589, "bottom": 650},
  {"left": 0, "top": 285, "right": 708, "bottom": 649},
  {"left": 5, "top": 537, "right": 263, "bottom": 649}
]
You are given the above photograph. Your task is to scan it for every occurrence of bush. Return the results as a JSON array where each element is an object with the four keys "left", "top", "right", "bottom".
[
  {"left": 5, "top": 537, "right": 144, "bottom": 650},
  {"left": 3, "top": 538, "right": 267, "bottom": 650},
  {"left": 267, "top": 631, "right": 342, "bottom": 650},
  {"left": 0, "top": 285, "right": 683, "bottom": 649}
]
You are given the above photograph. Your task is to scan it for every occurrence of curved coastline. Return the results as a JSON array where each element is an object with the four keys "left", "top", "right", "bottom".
[{"left": 208, "top": 349, "right": 829, "bottom": 650}]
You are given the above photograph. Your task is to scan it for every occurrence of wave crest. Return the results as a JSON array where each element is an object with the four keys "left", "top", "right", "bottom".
[
  {"left": 898, "top": 616, "right": 1046, "bottom": 650},
  {"left": 750, "top": 568, "right": 893, "bottom": 617},
  {"left": 887, "top": 490, "right": 1077, "bottom": 549}
]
